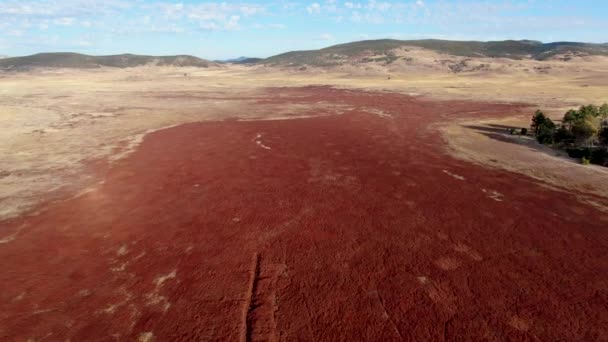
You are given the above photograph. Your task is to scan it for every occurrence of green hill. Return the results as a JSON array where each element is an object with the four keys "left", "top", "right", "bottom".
[
  {"left": 216, "top": 57, "right": 263, "bottom": 64},
  {"left": 0, "top": 53, "right": 214, "bottom": 71},
  {"left": 262, "top": 39, "right": 608, "bottom": 66}
]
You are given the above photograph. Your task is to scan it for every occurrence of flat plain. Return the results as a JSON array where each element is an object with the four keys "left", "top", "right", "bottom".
[{"left": 1, "top": 56, "right": 608, "bottom": 340}]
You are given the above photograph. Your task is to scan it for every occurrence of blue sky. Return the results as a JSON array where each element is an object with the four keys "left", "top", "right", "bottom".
[{"left": 0, "top": 0, "right": 607, "bottom": 59}]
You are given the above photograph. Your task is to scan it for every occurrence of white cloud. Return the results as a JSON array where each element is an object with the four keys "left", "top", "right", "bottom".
[
  {"left": 183, "top": 3, "right": 264, "bottom": 32},
  {"left": 224, "top": 15, "right": 240, "bottom": 30},
  {"left": 74, "top": 39, "right": 92, "bottom": 47},
  {"left": 0, "top": 0, "right": 130, "bottom": 18},
  {"left": 252, "top": 23, "right": 287, "bottom": 30},
  {"left": 0, "top": 0, "right": 607, "bottom": 55},
  {"left": 7, "top": 29, "right": 24, "bottom": 37},
  {"left": 320, "top": 33, "right": 334, "bottom": 41},
  {"left": 307, "top": 3, "right": 321, "bottom": 14},
  {"left": 200, "top": 22, "right": 218, "bottom": 31},
  {"left": 0, "top": 1, "right": 267, "bottom": 35},
  {"left": 240, "top": 5, "right": 262, "bottom": 16},
  {"left": 53, "top": 17, "right": 75, "bottom": 26},
  {"left": 367, "top": 0, "right": 391, "bottom": 11}
]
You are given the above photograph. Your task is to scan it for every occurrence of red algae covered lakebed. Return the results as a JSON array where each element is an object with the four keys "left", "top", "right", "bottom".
[{"left": 1, "top": 87, "right": 607, "bottom": 341}]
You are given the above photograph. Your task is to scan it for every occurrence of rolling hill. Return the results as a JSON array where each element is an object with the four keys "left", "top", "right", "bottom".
[
  {"left": 261, "top": 39, "right": 608, "bottom": 67},
  {"left": 217, "top": 56, "right": 263, "bottom": 64},
  {"left": 0, "top": 53, "right": 215, "bottom": 71}
]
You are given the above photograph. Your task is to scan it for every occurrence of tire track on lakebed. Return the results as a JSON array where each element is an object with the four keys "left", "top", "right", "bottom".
[{"left": 1, "top": 86, "right": 607, "bottom": 341}]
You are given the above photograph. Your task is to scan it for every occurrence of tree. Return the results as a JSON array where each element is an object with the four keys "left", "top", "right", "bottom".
[
  {"left": 600, "top": 103, "right": 608, "bottom": 128},
  {"left": 600, "top": 103, "right": 608, "bottom": 119},
  {"left": 562, "top": 109, "right": 579, "bottom": 129},
  {"left": 531, "top": 110, "right": 548, "bottom": 135},
  {"left": 571, "top": 120, "right": 597, "bottom": 145},
  {"left": 579, "top": 104, "right": 599, "bottom": 118},
  {"left": 536, "top": 117, "right": 556, "bottom": 144},
  {"left": 554, "top": 126, "right": 574, "bottom": 144},
  {"left": 599, "top": 126, "right": 608, "bottom": 146}
]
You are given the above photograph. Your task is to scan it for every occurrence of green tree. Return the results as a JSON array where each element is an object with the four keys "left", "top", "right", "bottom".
[
  {"left": 554, "top": 126, "right": 574, "bottom": 144},
  {"left": 599, "top": 126, "right": 608, "bottom": 146},
  {"left": 536, "top": 118, "right": 556, "bottom": 144},
  {"left": 571, "top": 120, "right": 597, "bottom": 145},
  {"left": 600, "top": 103, "right": 608, "bottom": 119},
  {"left": 562, "top": 109, "right": 579, "bottom": 129},
  {"left": 600, "top": 103, "right": 608, "bottom": 129},
  {"left": 531, "top": 110, "right": 548, "bottom": 135},
  {"left": 579, "top": 104, "right": 599, "bottom": 118}
]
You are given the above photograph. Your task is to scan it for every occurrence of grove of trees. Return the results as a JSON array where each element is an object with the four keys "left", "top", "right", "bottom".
[{"left": 531, "top": 103, "right": 608, "bottom": 166}]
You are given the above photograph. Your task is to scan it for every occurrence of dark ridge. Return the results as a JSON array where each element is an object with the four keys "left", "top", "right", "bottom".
[
  {"left": 261, "top": 39, "right": 608, "bottom": 66},
  {"left": 0, "top": 52, "right": 215, "bottom": 71},
  {"left": 216, "top": 56, "right": 262, "bottom": 64}
]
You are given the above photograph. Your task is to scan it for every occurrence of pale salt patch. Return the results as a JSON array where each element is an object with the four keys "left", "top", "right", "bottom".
[
  {"left": 417, "top": 276, "right": 429, "bottom": 285},
  {"left": 146, "top": 269, "right": 177, "bottom": 311},
  {"left": 111, "top": 262, "right": 128, "bottom": 272},
  {"left": 138, "top": 332, "right": 154, "bottom": 342},
  {"left": 117, "top": 244, "right": 129, "bottom": 256},
  {"left": 366, "top": 108, "right": 392, "bottom": 118},
  {"left": 442, "top": 170, "right": 465, "bottom": 181},
  {"left": 256, "top": 140, "right": 271, "bottom": 150},
  {"left": 253, "top": 133, "right": 271, "bottom": 150},
  {"left": 482, "top": 188, "right": 504, "bottom": 202},
  {"left": 154, "top": 270, "right": 176, "bottom": 287}
]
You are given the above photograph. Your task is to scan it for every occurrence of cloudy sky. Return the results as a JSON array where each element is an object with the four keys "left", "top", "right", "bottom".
[{"left": 0, "top": 0, "right": 606, "bottom": 59}]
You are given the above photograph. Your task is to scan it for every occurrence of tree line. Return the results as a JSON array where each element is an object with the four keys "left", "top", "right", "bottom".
[{"left": 531, "top": 103, "right": 608, "bottom": 166}]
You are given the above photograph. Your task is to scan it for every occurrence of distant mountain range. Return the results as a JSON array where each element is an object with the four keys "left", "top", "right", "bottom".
[
  {"left": 2, "top": 39, "right": 607, "bottom": 71},
  {"left": 261, "top": 39, "right": 608, "bottom": 66},
  {"left": 216, "top": 56, "right": 263, "bottom": 64},
  {"left": 0, "top": 53, "right": 215, "bottom": 71}
]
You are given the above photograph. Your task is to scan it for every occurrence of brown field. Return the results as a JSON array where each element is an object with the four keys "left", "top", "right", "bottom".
[{"left": 1, "top": 62, "right": 608, "bottom": 340}]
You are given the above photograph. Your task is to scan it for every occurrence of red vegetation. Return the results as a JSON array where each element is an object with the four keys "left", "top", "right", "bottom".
[{"left": 1, "top": 87, "right": 607, "bottom": 341}]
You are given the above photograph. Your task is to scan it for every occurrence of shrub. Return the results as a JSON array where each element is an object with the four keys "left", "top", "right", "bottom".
[
  {"left": 599, "top": 126, "right": 608, "bottom": 146},
  {"left": 590, "top": 148, "right": 608, "bottom": 166},
  {"left": 567, "top": 148, "right": 607, "bottom": 166},
  {"left": 562, "top": 109, "right": 579, "bottom": 126},
  {"left": 520, "top": 128, "right": 528, "bottom": 135},
  {"left": 571, "top": 120, "right": 597, "bottom": 144},
  {"left": 531, "top": 105, "right": 608, "bottom": 168},
  {"left": 579, "top": 104, "right": 600, "bottom": 118},
  {"left": 554, "top": 126, "right": 575, "bottom": 144},
  {"left": 536, "top": 118, "right": 556, "bottom": 144},
  {"left": 537, "top": 127, "right": 554, "bottom": 144},
  {"left": 566, "top": 147, "right": 591, "bottom": 159},
  {"left": 600, "top": 103, "right": 608, "bottom": 119},
  {"left": 531, "top": 110, "right": 548, "bottom": 134}
]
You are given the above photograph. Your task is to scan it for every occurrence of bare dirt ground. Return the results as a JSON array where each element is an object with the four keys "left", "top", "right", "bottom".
[{"left": 1, "top": 64, "right": 608, "bottom": 340}]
